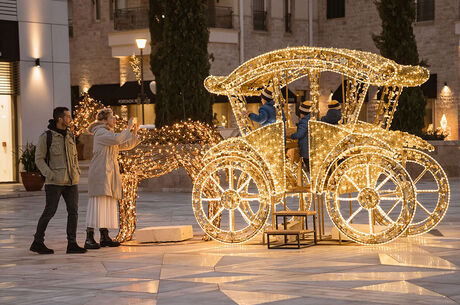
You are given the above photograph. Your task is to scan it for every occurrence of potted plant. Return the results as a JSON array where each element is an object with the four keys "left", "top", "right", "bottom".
[{"left": 18, "top": 143, "right": 45, "bottom": 191}]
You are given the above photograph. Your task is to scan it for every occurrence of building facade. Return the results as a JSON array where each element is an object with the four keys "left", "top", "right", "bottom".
[
  {"left": 69, "top": 0, "right": 311, "bottom": 128},
  {"left": 0, "top": 0, "right": 70, "bottom": 182},
  {"left": 68, "top": 0, "right": 459, "bottom": 141}
]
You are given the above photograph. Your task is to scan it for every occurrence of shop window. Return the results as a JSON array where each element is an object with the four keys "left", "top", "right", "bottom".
[
  {"left": 327, "top": 0, "right": 345, "bottom": 19},
  {"left": 416, "top": 0, "right": 434, "bottom": 22},
  {"left": 212, "top": 103, "right": 230, "bottom": 128},
  {"left": 111, "top": 104, "right": 155, "bottom": 125}
]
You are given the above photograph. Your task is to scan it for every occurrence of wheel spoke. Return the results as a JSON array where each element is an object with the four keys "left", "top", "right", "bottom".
[
  {"left": 416, "top": 189, "right": 439, "bottom": 194},
  {"left": 385, "top": 199, "right": 401, "bottom": 215},
  {"left": 369, "top": 210, "right": 374, "bottom": 234},
  {"left": 237, "top": 175, "right": 252, "bottom": 193},
  {"left": 379, "top": 190, "right": 398, "bottom": 197},
  {"left": 376, "top": 175, "right": 392, "bottom": 191},
  {"left": 414, "top": 168, "right": 428, "bottom": 184},
  {"left": 376, "top": 206, "right": 395, "bottom": 224},
  {"left": 366, "top": 164, "right": 370, "bottom": 187},
  {"left": 242, "top": 193, "right": 260, "bottom": 201},
  {"left": 380, "top": 197, "right": 401, "bottom": 201},
  {"left": 237, "top": 206, "right": 252, "bottom": 224},
  {"left": 346, "top": 206, "right": 363, "bottom": 224},
  {"left": 344, "top": 174, "right": 361, "bottom": 192},
  {"left": 201, "top": 197, "right": 221, "bottom": 201},
  {"left": 229, "top": 209, "right": 235, "bottom": 231},
  {"left": 241, "top": 201, "right": 255, "bottom": 217},
  {"left": 209, "top": 206, "right": 224, "bottom": 223},
  {"left": 416, "top": 201, "right": 432, "bottom": 216},
  {"left": 228, "top": 167, "right": 234, "bottom": 190},
  {"left": 337, "top": 196, "right": 358, "bottom": 201},
  {"left": 209, "top": 175, "right": 225, "bottom": 193}
]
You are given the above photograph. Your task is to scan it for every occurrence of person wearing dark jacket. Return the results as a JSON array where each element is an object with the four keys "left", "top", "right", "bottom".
[
  {"left": 248, "top": 87, "right": 277, "bottom": 126},
  {"left": 320, "top": 100, "right": 342, "bottom": 124},
  {"left": 290, "top": 101, "right": 312, "bottom": 169},
  {"left": 30, "top": 107, "right": 86, "bottom": 254}
]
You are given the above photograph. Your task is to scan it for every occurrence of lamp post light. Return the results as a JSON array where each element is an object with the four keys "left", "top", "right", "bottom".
[{"left": 136, "top": 38, "right": 147, "bottom": 124}]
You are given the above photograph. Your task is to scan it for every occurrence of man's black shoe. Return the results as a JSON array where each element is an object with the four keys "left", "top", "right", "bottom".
[
  {"left": 30, "top": 241, "right": 54, "bottom": 254},
  {"left": 66, "top": 242, "right": 87, "bottom": 254}
]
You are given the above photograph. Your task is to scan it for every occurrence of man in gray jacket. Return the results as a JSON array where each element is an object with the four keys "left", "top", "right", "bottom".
[{"left": 30, "top": 107, "right": 86, "bottom": 254}]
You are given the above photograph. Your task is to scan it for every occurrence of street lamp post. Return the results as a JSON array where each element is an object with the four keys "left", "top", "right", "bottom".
[{"left": 136, "top": 38, "right": 147, "bottom": 124}]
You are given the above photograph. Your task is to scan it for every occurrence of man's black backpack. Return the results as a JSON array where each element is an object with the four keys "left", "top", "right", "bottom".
[{"left": 40, "top": 130, "right": 52, "bottom": 181}]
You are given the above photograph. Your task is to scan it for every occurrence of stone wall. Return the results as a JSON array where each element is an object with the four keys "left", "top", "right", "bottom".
[{"left": 69, "top": 0, "right": 120, "bottom": 90}]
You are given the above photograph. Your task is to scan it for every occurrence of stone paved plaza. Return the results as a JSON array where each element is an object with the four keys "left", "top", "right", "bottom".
[{"left": 1, "top": 179, "right": 460, "bottom": 305}]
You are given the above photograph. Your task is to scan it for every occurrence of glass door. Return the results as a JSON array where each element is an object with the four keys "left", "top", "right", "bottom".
[{"left": 0, "top": 94, "right": 15, "bottom": 182}]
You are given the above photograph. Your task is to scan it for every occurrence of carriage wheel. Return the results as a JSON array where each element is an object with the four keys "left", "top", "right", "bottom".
[
  {"left": 375, "top": 149, "right": 449, "bottom": 236},
  {"left": 192, "top": 156, "right": 272, "bottom": 243},
  {"left": 325, "top": 152, "right": 416, "bottom": 245}
]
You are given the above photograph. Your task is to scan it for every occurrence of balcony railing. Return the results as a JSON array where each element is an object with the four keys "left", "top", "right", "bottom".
[
  {"left": 208, "top": 5, "right": 233, "bottom": 29},
  {"left": 253, "top": 10, "right": 267, "bottom": 31},
  {"left": 114, "top": 7, "right": 149, "bottom": 31}
]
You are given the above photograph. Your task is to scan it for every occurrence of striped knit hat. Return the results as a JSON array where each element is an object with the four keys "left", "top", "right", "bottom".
[
  {"left": 328, "top": 100, "right": 341, "bottom": 109},
  {"left": 261, "top": 86, "right": 273, "bottom": 101},
  {"left": 299, "top": 100, "right": 312, "bottom": 115}
]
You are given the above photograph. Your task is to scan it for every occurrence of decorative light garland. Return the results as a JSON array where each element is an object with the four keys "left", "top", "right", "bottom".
[{"left": 74, "top": 46, "right": 449, "bottom": 245}]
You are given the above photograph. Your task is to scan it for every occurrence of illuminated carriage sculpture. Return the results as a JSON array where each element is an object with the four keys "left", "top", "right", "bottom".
[{"left": 193, "top": 47, "right": 450, "bottom": 245}]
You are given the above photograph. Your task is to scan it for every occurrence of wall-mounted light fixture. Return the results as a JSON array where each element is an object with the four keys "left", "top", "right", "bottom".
[{"left": 35, "top": 58, "right": 40, "bottom": 67}]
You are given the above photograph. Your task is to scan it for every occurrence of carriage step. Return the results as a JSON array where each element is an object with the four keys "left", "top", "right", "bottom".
[
  {"left": 266, "top": 229, "right": 316, "bottom": 249},
  {"left": 265, "top": 229, "right": 313, "bottom": 235},
  {"left": 274, "top": 210, "right": 316, "bottom": 217}
]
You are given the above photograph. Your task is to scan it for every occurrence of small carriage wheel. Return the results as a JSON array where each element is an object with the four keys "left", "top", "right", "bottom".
[
  {"left": 325, "top": 152, "right": 416, "bottom": 245},
  {"left": 192, "top": 156, "right": 272, "bottom": 243},
  {"left": 374, "top": 149, "right": 450, "bottom": 236}
]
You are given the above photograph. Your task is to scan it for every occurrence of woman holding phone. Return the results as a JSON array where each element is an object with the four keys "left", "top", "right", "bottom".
[{"left": 84, "top": 109, "right": 140, "bottom": 249}]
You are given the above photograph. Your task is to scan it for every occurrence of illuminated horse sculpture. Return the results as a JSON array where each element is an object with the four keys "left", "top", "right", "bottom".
[{"left": 72, "top": 95, "right": 223, "bottom": 242}]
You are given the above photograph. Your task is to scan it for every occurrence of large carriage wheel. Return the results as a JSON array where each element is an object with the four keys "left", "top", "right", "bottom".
[
  {"left": 375, "top": 149, "right": 449, "bottom": 236},
  {"left": 325, "top": 152, "right": 416, "bottom": 245},
  {"left": 192, "top": 156, "right": 272, "bottom": 243}
]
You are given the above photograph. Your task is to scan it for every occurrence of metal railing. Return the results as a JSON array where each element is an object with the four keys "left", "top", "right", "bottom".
[
  {"left": 208, "top": 5, "right": 233, "bottom": 29},
  {"left": 114, "top": 7, "right": 149, "bottom": 31},
  {"left": 253, "top": 10, "right": 267, "bottom": 31}
]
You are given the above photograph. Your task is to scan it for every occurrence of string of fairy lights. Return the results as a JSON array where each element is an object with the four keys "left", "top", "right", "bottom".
[{"left": 74, "top": 46, "right": 449, "bottom": 245}]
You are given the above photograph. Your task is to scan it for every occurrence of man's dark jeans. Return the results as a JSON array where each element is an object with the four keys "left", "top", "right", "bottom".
[{"left": 34, "top": 185, "right": 79, "bottom": 243}]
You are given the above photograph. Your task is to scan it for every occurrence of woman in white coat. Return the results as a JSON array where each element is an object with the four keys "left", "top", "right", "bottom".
[{"left": 84, "top": 108, "right": 139, "bottom": 249}]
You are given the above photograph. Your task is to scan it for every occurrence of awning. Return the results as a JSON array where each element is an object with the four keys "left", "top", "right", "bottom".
[{"left": 88, "top": 81, "right": 155, "bottom": 106}]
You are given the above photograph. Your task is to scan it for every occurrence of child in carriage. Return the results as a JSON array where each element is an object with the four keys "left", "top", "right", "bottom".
[
  {"left": 290, "top": 100, "right": 312, "bottom": 171},
  {"left": 248, "top": 87, "right": 277, "bottom": 126},
  {"left": 321, "top": 100, "right": 342, "bottom": 124}
]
